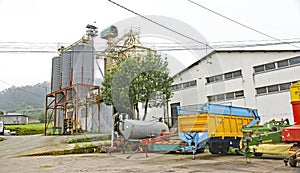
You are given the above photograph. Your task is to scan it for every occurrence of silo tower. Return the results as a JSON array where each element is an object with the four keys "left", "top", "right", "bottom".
[{"left": 45, "top": 24, "right": 101, "bottom": 135}]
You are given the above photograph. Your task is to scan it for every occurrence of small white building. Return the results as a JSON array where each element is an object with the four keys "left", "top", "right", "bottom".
[
  {"left": 163, "top": 49, "right": 300, "bottom": 126},
  {"left": 0, "top": 112, "right": 29, "bottom": 125}
]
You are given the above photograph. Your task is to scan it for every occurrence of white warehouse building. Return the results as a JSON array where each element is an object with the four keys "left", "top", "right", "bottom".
[{"left": 167, "top": 49, "right": 300, "bottom": 125}]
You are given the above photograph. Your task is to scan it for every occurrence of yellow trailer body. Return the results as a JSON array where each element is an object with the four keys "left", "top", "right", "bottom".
[
  {"left": 178, "top": 113, "right": 254, "bottom": 139},
  {"left": 290, "top": 81, "right": 300, "bottom": 102},
  {"left": 176, "top": 103, "right": 259, "bottom": 154}
]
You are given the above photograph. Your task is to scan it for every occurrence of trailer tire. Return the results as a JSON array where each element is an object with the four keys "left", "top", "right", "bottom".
[
  {"left": 254, "top": 152, "right": 263, "bottom": 157},
  {"left": 196, "top": 148, "right": 205, "bottom": 153},
  {"left": 289, "top": 156, "right": 297, "bottom": 167},
  {"left": 221, "top": 145, "right": 229, "bottom": 154},
  {"left": 209, "top": 144, "right": 220, "bottom": 154}
]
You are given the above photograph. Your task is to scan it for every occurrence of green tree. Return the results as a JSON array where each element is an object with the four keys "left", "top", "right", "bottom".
[{"left": 101, "top": 52, "right": 173, "bottom": 120}]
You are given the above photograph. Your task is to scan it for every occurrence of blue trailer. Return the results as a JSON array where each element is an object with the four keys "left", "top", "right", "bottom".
[{"left": 177, "top": 103, "right": 260, "bottom": 158}]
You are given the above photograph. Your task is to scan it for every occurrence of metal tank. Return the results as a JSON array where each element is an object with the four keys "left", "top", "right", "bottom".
[
  {"left": 119, "top": 119, "right": 169, "bottom": 140},
  {"left": 101, "top": 25, "right": 118, "bottom": 39},
  {"left": 51, "top": 56, "right": 61, "bottom": 92},
  {"left": 72, "top": 44, "right": 94, "bottom": 86},
  {"left": 61, "top": 51, "right": 72, "bottom": 89}
]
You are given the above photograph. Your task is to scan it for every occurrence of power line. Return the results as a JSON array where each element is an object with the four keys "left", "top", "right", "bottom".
[
  {"left": 1, "top": 40, "right": 300, "bottom": 53},
  {"left": 0, "top": 79, "right": 44, "bottom": 97},
  {"left": 107, "top": 0, "right": 214, "bottom": 50},
  {"left": 1, "top": 38, "right": 300, "bottom": 52},
  {"left": 188, "top": 0, "right": 300, "bottom": 49},
  {"left": 0, "top": 51, "right": 57, "bottom": 54},
  {"left": 142, "top": 38, "right": 300, "bottom": 45},
  {"left": 2, "top": 37, "right": 300, "bottom": 46}
]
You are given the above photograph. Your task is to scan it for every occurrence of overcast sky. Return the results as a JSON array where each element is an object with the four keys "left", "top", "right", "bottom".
[{"left": 0, "top": 0, "right": 300, "bottom": 92}]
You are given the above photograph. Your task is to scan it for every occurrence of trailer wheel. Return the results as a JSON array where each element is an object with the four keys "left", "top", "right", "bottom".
[
  {"left": 254, "top": 152, "right": 263, "bottom": 157},
  {"left": 209, "top": 144, "right": 220, "bottom": 154},
  {"left": 289, "top": 156, "right": 297, "bottom": 167},
  {"left": 196, "top": 148, "right": 205, "bottom": 153},
  {"left": 221, "top": 147, "right": 229, "bottom": 154}
]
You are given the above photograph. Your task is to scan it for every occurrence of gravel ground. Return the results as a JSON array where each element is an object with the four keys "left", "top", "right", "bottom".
[{"left": 0, "top": 135, "right": 299, "bottom": 173}]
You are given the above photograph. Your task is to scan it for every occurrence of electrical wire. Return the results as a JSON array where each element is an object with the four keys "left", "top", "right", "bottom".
[
  {"left": 107, "top": 0, "right": 214, "bottom": 50},
  {"left": 1, "top": 37, "right": 300, "bottom": 46},
  {"left": 187, "top": 0, "right": 300, "bottom": 49},
  {"left": 1, "top": 40, "right": 300, "bottom": 53},
  {"left": 0, "top": 79, "right": 44, "bottom": 97},
  {"left": 142, "top": 38, "right": 300, "bottom": 45},
  {"left": 1, "top": 37, "right": 300, "bottom": 54},
  {"left": 156, "top": 41, "right": 300, "bottom": 51}
]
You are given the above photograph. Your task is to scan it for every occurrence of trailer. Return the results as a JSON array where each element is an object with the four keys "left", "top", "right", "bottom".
[
  {"left": 283, "top": 81, "right": 300, "bottom": 167},
  {"left": 241, "top": 118, "right": 292, "bottom": 156},
  {"left": 177, "top": 103, "right": 260, "bottom": 156},
  {"left": 240, "top": 81, "right": 300, "bottom": 167}
]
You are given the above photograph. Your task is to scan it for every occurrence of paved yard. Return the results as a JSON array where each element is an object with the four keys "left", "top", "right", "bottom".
[{"left": 0, "top": 135, "right": 299, "bottom": 173}]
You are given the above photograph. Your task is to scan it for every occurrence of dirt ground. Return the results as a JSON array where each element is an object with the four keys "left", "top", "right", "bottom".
[{"left": 0, "top": 135, "right": 299, "bottom": 173}]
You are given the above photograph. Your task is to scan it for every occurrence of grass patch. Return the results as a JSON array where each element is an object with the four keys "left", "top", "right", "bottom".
[
  {"left": 5, "top": 123, "right": 45, "bottom": 135},
  {"left": 67, "top": 135, "right": 111, "bottom": 144},
  {"left": 40, "top": 165, "right": 55, "bottom": 169},
  {"left": 67, "top": 138, "right": 91, "bottom": 144},
  {"left": 0, "top": 137, "right": 4, "bottom": 141}
]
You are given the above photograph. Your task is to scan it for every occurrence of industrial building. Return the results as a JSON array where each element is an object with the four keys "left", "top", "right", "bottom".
[
  {"left": 45, "top": 25, "right": 106, "bottom": 135},
  {"left": 168, "top": 49, "right": 300, "bottom": 125},
  {"left": 0, "top": 112, "right": 29, "bottom": 125},
  {"left": 45, "top": 23, "right": 300, "bottom": 134},
  {"left": 45, "top": 25, "right": 152, "bottom": 135}
]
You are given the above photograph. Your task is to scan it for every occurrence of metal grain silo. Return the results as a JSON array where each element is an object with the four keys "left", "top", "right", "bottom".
[
  {"left": 72, "top": 43, "right": 94, "bottom": 86},
  {"left": 61, "top": 51, "right": 72, "bottom": 89},
  {"left": 51, "top": 56, "right": 61, "bottom": 92}
]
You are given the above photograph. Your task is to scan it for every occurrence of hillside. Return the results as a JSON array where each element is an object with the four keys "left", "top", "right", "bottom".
[{"left": 0, "top": 81, "right": 50, "bottom": 112}]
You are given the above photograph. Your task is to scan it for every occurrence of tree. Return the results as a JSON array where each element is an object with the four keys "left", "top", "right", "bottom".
[{"left": 101, "top": 52, "right": 173, "bottom": 120}]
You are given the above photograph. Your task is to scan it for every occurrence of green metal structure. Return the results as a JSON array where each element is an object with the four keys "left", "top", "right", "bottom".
[{"left": 240, "top": 119, "right": 291, "bottom": 156}]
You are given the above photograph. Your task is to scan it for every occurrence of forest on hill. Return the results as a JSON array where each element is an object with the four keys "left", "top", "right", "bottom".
[{"left": 0, "top": 81, "right": 49, "bottom": 112}]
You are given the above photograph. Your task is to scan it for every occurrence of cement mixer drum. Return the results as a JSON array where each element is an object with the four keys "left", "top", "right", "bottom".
[{"left": 119, "top": 119, "right": 169, "bottom": 140}]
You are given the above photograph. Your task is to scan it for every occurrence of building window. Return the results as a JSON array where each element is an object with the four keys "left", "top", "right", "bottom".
[
  {"left": 256, "top": 87, "right": 267, "bottom": 94},
  {"left": 235, "top": 90, "right": 244, "bottom": 98},
  {"left": 289, "top": 56, "right": 300, "bottom": 65},
  {"left": 268, "top": 85, "right": 279, "bottom": 93},
  {"left": 171, "top": 80, "right": 197, "bottom": 91},
  {"left": 190, "top": 80, "right": 197, "bottom": 87},
  {"left": 207, "top": 90, "right": 244, "bottom": 102},
  {"left": 277, "top": 60, "right": 289, "bottom": 68},
  {"left": 279, "top": 83, "right": 290, "bottom": 91},
  {"left": 206, "top": 77, "right": 214, "bottom": 83},
  {"left": 216, "top": 94, "right": 225, "bottom": 101},
  {"left": 214, "top": 75, "right": 223, "bottom": 82},
  {"left": 265, "top": 63, "right": 276, "bottom": 70},
  {"left": 206, "top": 70, "right": 242, "bottom": 84},
  {"left": 233, "top": 70, "right": 242, "bottom": 78},
  {"left": 208, "top": 96, "right": 216, "bottom": 102},
  {"left": 225, "top": 92, "right": 234, "bottom": 100},
  {"left": 177, "top": 84, "right": 183, "bottom": 90},
  {"left": 254, "top": 65, "right": 265, "bottom": 73},
  {"left": 256, "top": 81, "right": 297, "bottom": 95},
  {"left": 183, "top": 82, "right": 190, "bottom": 88},
  {"left": 224, "top": 72, "right": 233, "bottom": 79},
  {"left": 254, "top": 56, "right": 300, "bottom": 74}
]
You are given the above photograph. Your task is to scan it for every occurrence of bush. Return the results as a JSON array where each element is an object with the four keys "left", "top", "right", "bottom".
[{"left": 5, "top": 123, "right": 45, "bottom": 135}]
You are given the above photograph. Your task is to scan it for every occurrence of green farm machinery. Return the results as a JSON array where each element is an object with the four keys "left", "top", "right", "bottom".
[{"left": 240, "top": 118, "right": 292, "bottom": 157}]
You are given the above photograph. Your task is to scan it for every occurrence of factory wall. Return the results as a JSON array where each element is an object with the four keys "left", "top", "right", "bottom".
[{"left": 170, "top": 50, "right": 300, "bottom": 123}]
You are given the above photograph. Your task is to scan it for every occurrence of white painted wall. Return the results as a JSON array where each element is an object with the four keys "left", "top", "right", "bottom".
[{"left": 170, "top": 50, "right": 300, "bottom": 124}]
